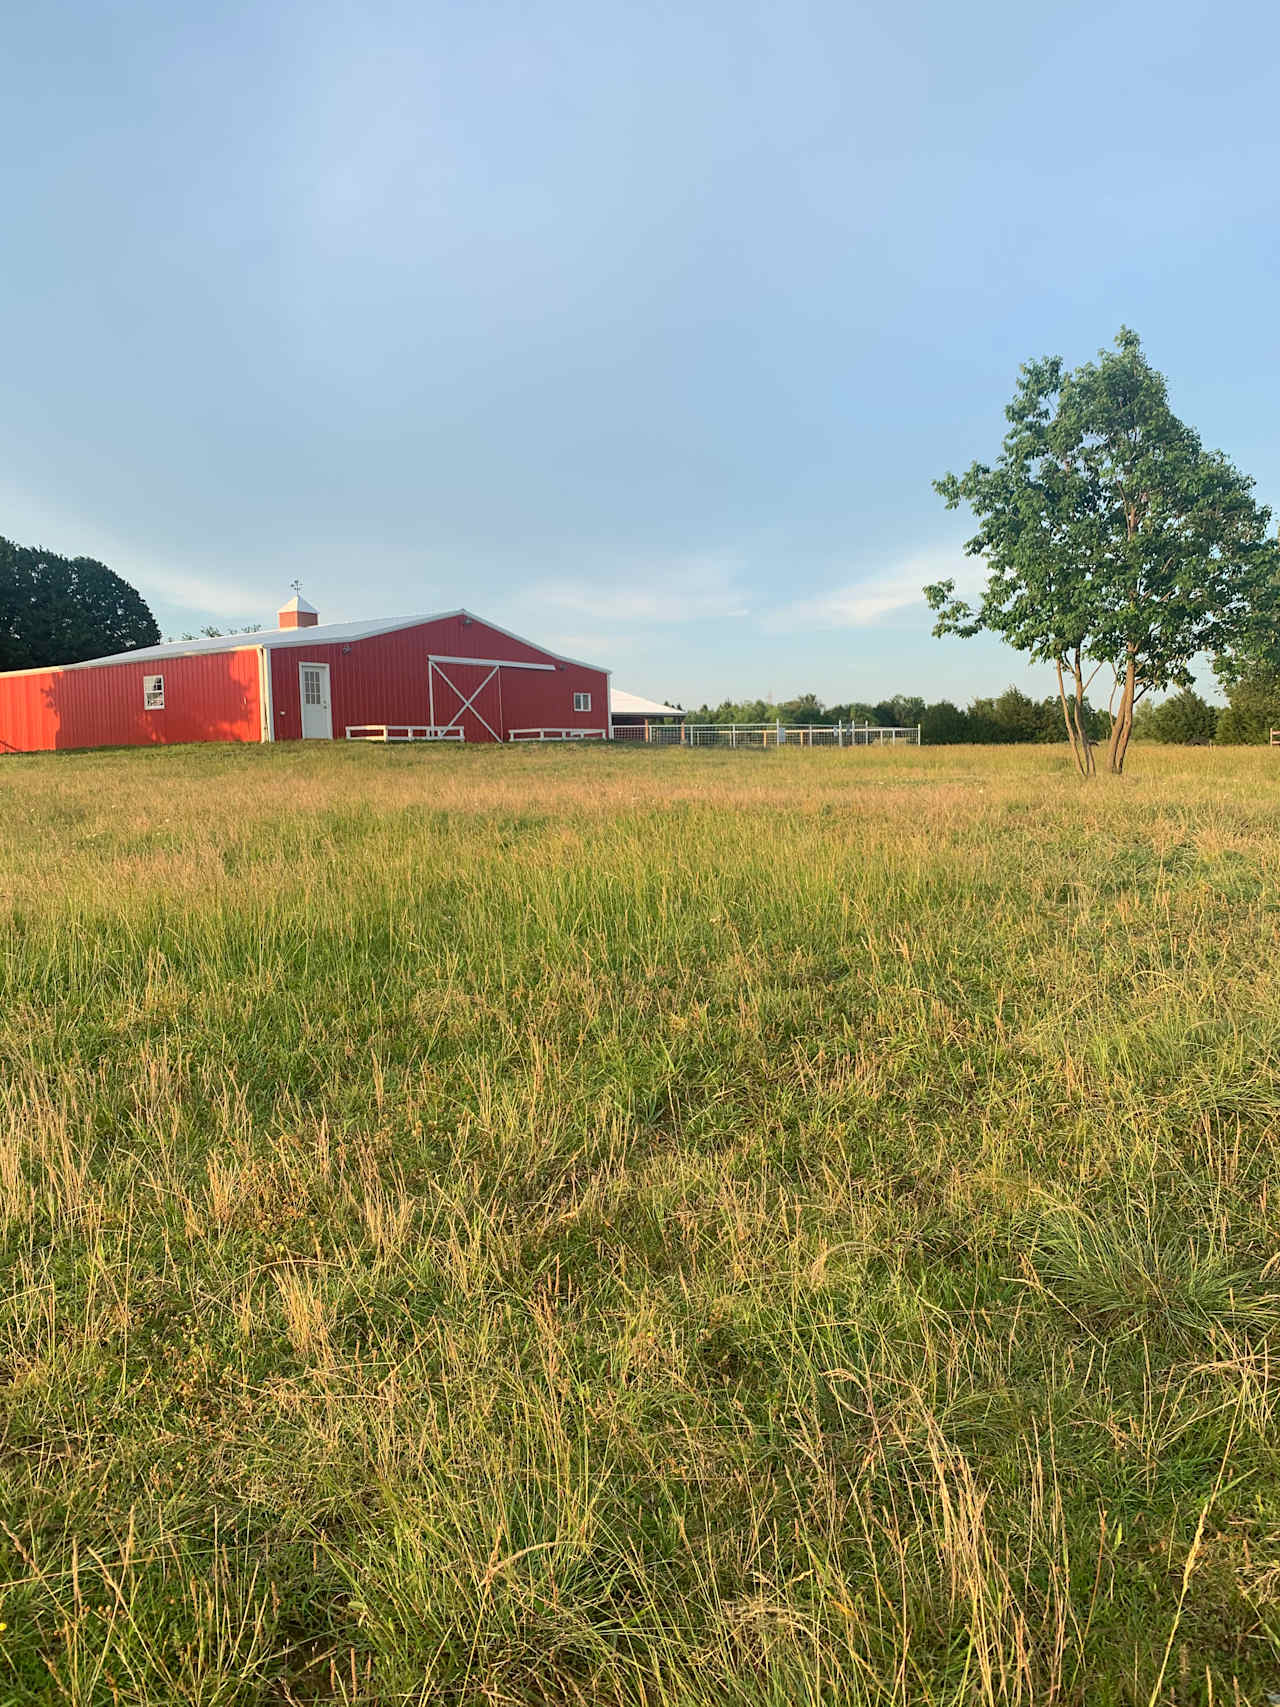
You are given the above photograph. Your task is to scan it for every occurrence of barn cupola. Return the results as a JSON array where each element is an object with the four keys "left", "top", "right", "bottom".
[{"left": 278, "top": 594, "right": 319, "bottom": 630}]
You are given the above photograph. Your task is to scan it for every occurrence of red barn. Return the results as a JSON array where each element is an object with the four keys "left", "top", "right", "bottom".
[{"left": 0, "top": 599, "right": 612, "bottom": 754}]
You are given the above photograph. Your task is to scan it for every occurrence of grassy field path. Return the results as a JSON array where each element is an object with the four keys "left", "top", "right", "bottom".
[{"left": 3, "top": 742, "right": 1280, "bottom": 1704}]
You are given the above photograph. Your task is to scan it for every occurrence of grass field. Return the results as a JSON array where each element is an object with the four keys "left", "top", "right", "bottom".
[{"left": 4, "top": 740, "right": 1280, "bottom": 1705}]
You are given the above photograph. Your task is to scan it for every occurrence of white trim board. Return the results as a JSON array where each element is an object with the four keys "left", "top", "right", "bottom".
[
  {"left": 258, "top": 646, "right": 275, "bottom": 742},
  {"left": 426, "top": 654, "right": 554, "bottom": 671}
]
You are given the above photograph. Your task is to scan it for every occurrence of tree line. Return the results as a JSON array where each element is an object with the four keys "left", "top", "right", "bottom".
[
  {"left": 689, "top": 687, "right": 1105, "bottom": 741},
  {"left": 692, "top": 678, "right": 1280, "bottom": 744},
  {"left": 1131, "top": 680, "right": 1280, "bottom": 744}
]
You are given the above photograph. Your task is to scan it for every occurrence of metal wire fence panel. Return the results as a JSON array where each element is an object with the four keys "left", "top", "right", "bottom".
[
  {"left": 688, "top": 725, "right": 769, "bottom": 747},
  {"left": 625, "top": 723, "right": 921, "bottom": 747}
]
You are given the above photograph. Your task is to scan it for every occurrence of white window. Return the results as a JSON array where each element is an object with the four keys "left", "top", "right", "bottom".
[
  {"left": 573, "top": 691, "right": 591, "bottom": 712},
  {"left": 143, "top": 674, "right": 165, "bottom": 710},
  {"left": 302, "top": 667, "right": 323, "bottom": 707}
]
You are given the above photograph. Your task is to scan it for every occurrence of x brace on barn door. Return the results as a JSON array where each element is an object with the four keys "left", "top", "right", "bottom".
[
  {"left": 430, "top": 662, "right": 501, "bottom": 741},
  {"left": 427, "top": 654, "right": 555, "bottom": 742}
]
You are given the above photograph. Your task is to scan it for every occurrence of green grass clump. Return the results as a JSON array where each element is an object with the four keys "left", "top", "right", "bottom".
[{"left": 4, "top": 740, "right": 1280, "bottom": 1703}]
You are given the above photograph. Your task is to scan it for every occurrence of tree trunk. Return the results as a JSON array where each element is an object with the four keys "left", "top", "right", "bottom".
[
  {"left": 1056, "top": 655, "right": 1094, "bottom": 777},
  {"left": 1071, "top": 648, "right": 1095, "bottom": 777},
  {"left": 1055, "top": 659, "right": 1083, "bottom": 774},
  {"left": 1106, "top": 653, "right": 1136, "bottom": 773}
]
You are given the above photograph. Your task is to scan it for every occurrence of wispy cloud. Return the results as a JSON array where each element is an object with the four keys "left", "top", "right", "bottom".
[
  {"left": 767, "top": 546, "right": 981, "bottom": 632},
  {"left": 534, "top": 629, "right": 638, "bottom": 663},
  {"left": 527, "top": 554, "right": 752, "bottom": 626},
  {"left": 0, "top": 482, "right": 268, "bottom": 622},
  {"left": 136, "top": 566, "right": 273, "bottom": 620}
]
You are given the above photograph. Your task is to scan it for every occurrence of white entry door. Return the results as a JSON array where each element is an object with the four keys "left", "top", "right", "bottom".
[{"left": 299, "top": 663, "right": 333, "bottom": 739}]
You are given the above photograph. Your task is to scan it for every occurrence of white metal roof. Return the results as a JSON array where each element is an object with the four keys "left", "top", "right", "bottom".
[
  {"left": 4, "top": 608, "right": 611, "bottom": 677},
  {"left": 54, "top": 613, "right": 444, "bottom": 670},
  {"left": 278, "top": 593, "right": 318, "bottom": 616},
  {"left": 611, "top": 688, "right": 685, "bottom": 718}
]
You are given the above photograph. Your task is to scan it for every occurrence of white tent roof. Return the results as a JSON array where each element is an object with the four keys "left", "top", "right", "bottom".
[{"left": 611, "top": 688, "right": 684, "bottom": 718}]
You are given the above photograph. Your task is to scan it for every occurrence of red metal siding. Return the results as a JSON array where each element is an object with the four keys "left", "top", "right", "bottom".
[
  {"left": 0, "top": 613, "right": 609, "bottom": 755},
  {"left": 498, "top": 663, "right": 605, "bottom": 736},
  {"left": 269, "top": 615, "right": 609, "bottom": 743},
  {"left": 427, "top": 660, "right": 506, "bottom": 742},
  {"left": 0, "top": 649, "right": 261, "bottom": 754}
]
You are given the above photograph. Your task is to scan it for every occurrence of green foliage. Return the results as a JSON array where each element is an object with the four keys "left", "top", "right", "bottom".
[
  {"left": 0, "top": 535, "right": 159, "bottom": 670},
  {"left": 692, "top": 696, "right": 775, "bottom": 724},
  {"left": 967, "top": 685, "right": 1042, "bottom": 742},
  {"left": 953, "top": 688, "right": 1108, "bottom": 745},
  {"left": 778, "top": 691, "right": 823, "bottom": 721},
  {"left": 919, "top": 698, "right": 968, "bottom": 743},
  {"left": 1129, "top": 700, "right": 1159, "bottom": 742},
  {"left": 693, "top": 685, "right": 1109, "bottom": 744},
  {"left": 1217, "top": 669, "right": 1280, "bottom": 744},
  {"left": 1131, "top": 688, "right": 1220, "bottom": 743},
  {"left": 929, "top": 328, "right": 1279, "bottom": 772},
  {"left": 888, "top": 693, "right": 926, "bottom": 728},
  {"left": 1213, "top": 569, "right": 1280, "bottom": 689}
]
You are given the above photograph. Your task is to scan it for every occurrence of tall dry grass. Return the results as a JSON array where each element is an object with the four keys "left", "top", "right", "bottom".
[{"left": 2, "top": 740, "right": 1280, "bottom": 1702}]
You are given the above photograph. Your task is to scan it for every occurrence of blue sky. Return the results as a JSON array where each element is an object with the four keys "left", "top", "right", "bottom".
[{"left": 3, "top": 0, "right": 1279, "bottom": 707}]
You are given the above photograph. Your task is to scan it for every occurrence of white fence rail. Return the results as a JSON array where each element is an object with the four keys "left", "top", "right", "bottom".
[
  {"left": 346, "top": 720, "right": 919, "bottom": 748},
  {"left": 636, "top": 722, "right": 920, "bottom": 748},
  {"left": 346, "top": 725, "right": 465, "bottom": 742},
  {"left": 507, "top": 727, "right": 608, "bottom": 742}
]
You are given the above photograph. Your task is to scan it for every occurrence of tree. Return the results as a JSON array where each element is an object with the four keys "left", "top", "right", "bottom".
[
  {"left": 927, "top": 330, "right": 1278, "bottom": 776},
  {"left": 993, "top": 685, "right": 1041, "bottom": 742},
  {"left": 919, "top": 700, "right": 968, "bottom": 743},
  {"left": 694, "top": 698, "right": 773, "bottom": 725},
  {"left": 964, "top": 698, "right": 1002, "bottom": 743},
  {"left": 776, "top": 693, "right": 826, "bottom": 724},
  {"left": 1216, "top": 670, "right": 1280, "bottom": 744},
  {"left": 1137, "top": 689, "right": 1219, "bottom": 743},
  {"left": 962, "top": 687, "right": 1043, "bottom": 742},
  {"left": 169, "top": 622, "right": 263, "bottom": 643},
  {"left": 0, "top": 537, "right": 159, "bottom": 670}
]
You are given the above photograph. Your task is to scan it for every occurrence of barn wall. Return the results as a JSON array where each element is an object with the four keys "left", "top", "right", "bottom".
[
  {"left": 499, "top": 663, "right": 607, "bottom": 736},
  {"left": 268, "top": 615, "right": 610, "bottom": 742},
  {"left": 0, "top": 648, "right": 262, "bottom": 754},
  {"left": 0, "top": 612, "right": 610, "bottom": 755}
]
